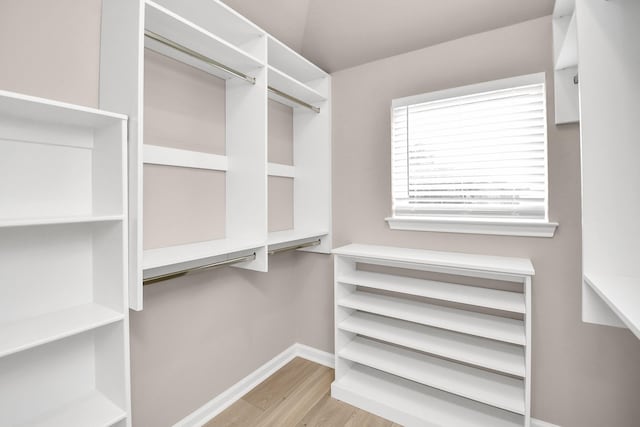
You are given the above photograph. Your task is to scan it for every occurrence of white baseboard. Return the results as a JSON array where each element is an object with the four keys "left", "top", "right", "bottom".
[
  {"left": 174, "top": 343, "right": 334, "bottom": 427},
  {"left": 532, "top": 419, "right": 561, "bottom": 427}
]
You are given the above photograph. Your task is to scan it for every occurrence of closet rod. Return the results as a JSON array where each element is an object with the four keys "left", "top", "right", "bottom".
[
  {"left": 143, "top": 252, "right": 257, "bottom": 286},
  {"left": 144, "top": 30, "right": 256, "bottom": 85},
  {"left": 268, "top": 239, "right": 321, "bottom": 255},
  {"left": 268, "top": 86, "right": 321, "bottom": 114}
]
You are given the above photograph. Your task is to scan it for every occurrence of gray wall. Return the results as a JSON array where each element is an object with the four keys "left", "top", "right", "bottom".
[
  {"left": 1, "top": 2, "right": 639, "bottom": 427},
  {"left": 331, "top": 15, "right": 640, "bottom": 427}
]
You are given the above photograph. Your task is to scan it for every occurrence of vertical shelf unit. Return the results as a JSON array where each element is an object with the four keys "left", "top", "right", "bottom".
[
  {"left": 552, "top": 0, "right": 579, "bottom": 125},
  {"left": 0, "top": 90, "right": 130, "bottom": 426},
  {"left": 577, "top": 0, "right": 640, "bottom": 339},
  {"left": 266, "top": 37, "right": 332, "bottom": 255},
  {"left": 331, "top": 244, "right": 534, "bottom": 427}
]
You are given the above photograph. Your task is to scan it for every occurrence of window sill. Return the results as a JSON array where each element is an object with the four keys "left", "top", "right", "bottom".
[{"left": 385, "top": 217, "right": 558, "bottom": 237}]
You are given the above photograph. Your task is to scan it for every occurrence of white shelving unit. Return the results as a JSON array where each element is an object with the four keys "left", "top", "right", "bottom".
[
  {"left": 100, "top": 0, "right": 332, "bottom": 309},
  {"left": 0, "top": 90, "right": 130, "bottom": 426},
  {"left": 266, "top": 36, "right": 332, "bottom": 255},
  {"left": 577, "top": 0, "right": 640, "bottom": 339},
  {"left": 552, "top": 0, "right": 579, "bottom": 124},
  {"left": 332, "top": 244, "right": 534, "bottom": 427}
]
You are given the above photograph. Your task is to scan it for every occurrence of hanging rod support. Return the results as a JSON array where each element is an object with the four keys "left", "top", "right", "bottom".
[
  {"left": 268, "top": 239, "right": 321, "bottom": 255},
  {"left": 268, "top": 86, "right": 321, "bottom": 114},
  {"left": 143, "top": 252, "right": 257, "bottom": 286},
  {"left": 144, "top": 30, "right": 256, "bottom": 85}
]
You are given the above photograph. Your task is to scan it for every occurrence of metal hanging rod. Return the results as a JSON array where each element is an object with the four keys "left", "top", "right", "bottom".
[
  {"left": 144, "top": 30, "right": 256, "bottom": 85},
  {"left": 268, "top": 239, "right": 321, "bottom": 256},
  {"left": 268, "top": 86, "right": 321, "bottom": 114},
  {"left": 143, "top": 252, "right": 257, "bottom": 286}
]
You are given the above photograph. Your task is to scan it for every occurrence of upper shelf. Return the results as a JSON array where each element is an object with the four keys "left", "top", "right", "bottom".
[
  {"left": 555, "top": 11, "right": 578, "bottom": 70},
  {"left": 0, "top": 89, "right": 126, "bottom": 128},
  {"left": 268, "top": 66, "right": 326, "bottom": 109},
  {"left": 267, "top": 36, "right": 327, "bottom": 83},
  {"left": 145, "top": 1, "right": 263, "bottom": 79},
  {"left": 584, "top": 274, "right": 640, "bottom": 339}
]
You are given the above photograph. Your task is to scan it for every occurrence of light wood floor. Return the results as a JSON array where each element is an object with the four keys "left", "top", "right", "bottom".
[{"left": 204, "top": 357, "right": 401, "bottom": 427}]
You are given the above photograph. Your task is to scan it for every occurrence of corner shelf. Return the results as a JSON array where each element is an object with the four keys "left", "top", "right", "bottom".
[{"left": 332, "top": 244, "right": 533, "bottom": 426}]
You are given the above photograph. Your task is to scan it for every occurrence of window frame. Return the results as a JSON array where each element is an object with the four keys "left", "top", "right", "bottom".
[{"left": 386, "top": 72, "right": 558, "bottom": 237}]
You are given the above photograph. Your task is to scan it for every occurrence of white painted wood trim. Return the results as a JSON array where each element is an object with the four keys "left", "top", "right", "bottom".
[
  {"left": 267, "top": 162, "right": 295, "bottom": 178},
  {"left": 143, "top": 145, "right": 228, "bottom": 171},
  {"left": 386, "top": 217, "right": 558, "bottom": 238},
  {"left": 174, "top": 343, "right": 333, "bottom": 427},
  {"left": 531, "top": 419, "right": 562, "bottom": 427}
]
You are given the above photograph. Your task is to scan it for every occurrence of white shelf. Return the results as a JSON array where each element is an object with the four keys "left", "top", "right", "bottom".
[
  {"left": 143, "top": 238, "right": 263, "bottom": 272},
  {"left": 339, "top": 337, "right": 525, "bottom": 414},
  {"left": 267, "top": 229, "right": 328, "bottom": 248},
  {"left": 268, "top": 66, "right": 326, "bottom": 108},
  {"left": 339, "top": 311, "right": 525, "bottom": 377},
  {"left": 584, "top": 274, "right": 640, "bottom": 339},
  {"left": 145, "top": 1, "right": 263, "bottom": 79},
  {"left": 555, "top": 11, "right": 578, "bottom": 70},
  {"left": 267, "top": 162, "right": 295, "bottom": 178},
  {"left": 332, "top": 244, "right": 534, "bottom": 278},
  {"left": 0, "top": 215, "right": 123, "bottom": 228},
  {"left": 144, "top": 144, "right": 228, "bottom": 171},
  {"left": 338, "top": 270, "right": 525, "bottom": 313},
  {"left": 338, "top": 291, "right": 525, "bottom": 345},
  {"left": 267, "top": 36, "right": 327, "bottom": 83},
  {"left": 26, "top": 391, "right": 126, "bottom": 427},
  {"left": 332, "top": 364, "right": 524, "bottom": 427},
  {"left": 0, "top": 304, "right": 123, "bottom": 358},
  {"left": 0, "top": 89, "right": 126, "bottom": 128}
]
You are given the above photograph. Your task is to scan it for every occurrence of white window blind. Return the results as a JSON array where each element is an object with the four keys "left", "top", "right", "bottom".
[{"left": 391, "top": 74, "right": 548, "bottom": 221}]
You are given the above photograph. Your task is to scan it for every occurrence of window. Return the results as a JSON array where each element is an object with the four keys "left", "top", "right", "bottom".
[{"left": 388, "top": 73, "right": 557, "bottom": 237}]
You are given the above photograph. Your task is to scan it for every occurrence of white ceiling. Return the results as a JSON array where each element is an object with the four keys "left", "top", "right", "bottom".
[{"left": 222, "top": 0, "right": 555, "bottom": 73}]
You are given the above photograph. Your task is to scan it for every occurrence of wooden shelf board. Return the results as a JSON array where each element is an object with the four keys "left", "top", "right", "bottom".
[
  {"left": 143, "top": 238, "right": 263, "bottom": 271},
  {"left": 267, "top": 36, "right": 327, "bottom": 83},
  {"left": 584, "top": 273, "right": 640, "bottom": 339},
  {"left": 332, "top": 244, "right": 534, "bottom": 277},
  {"left": 145, "top": 1, "right": 263, "bottom": 78},
  {"left": 267, "top": 229, "right": 327, "bottom": 247},
  {"left": 0, "top": 89, "right": 126, "bottom": 128},
  {"left": 27, "top": 391, "right": 126, "bottom": 427},
  {"left": 332, "top": 364, "right": 524, "bottom": 427},
  {"left": 338, "top": 270, "right": 525, "bottom": 313},
  {"left": 555, "top": 11, "right": 578, "bottom": 70},
  {"left": 339, "top": 337, "right": 525, "bottom": 414},
  {"left": 268, "top": 66, "right": 326, "bottom": 107},
  {"left": 0, "top": 215, "right": 123, "bottom": 228},
  {"left": 0, "top": 304, "right": 124, "bottom": 359},
  {"left": 339, "top": 311, "right": 525, "bottom": 377},
  {"left": 338, "top": 291, "right": 525, "bottom": 345}
]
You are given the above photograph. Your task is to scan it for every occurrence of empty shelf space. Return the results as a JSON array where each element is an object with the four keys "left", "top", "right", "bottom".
[
  {"left": 26, "top": 391, "right": 126, "bottom": 427},
  {"left": 267, "top": 229, "right": 327, "bottom": 247},
  {"left": 332, "top": 364, "right": 524, "bottom": 427},
  {"left": 0, "top": 89, "right": 126, "bottom": 128},
  {"left": 145, "top": 1, "right": 263, "bottom": 78},
  {"left": 267, "top": 162, "right": 295, "bottom": 178},
  {"left": 267, "top": 36, "right": 327, "bottom": 83},
  {"left": 339, "top": 312, "right": 525, "bottom": 377},
  {"left": 338, "top": 270, "right": 525, "bottom": 313},
  {"left": 338, "top": 291, "right": 525, "bottom": 345},
  {"left": 584, "top": 274, "right": 640, "bottom": 339},
  {"left": 143, "top": 238, "right": 262, "bottom": 271},
  {"left": 332, "top": 244, "right": 534, "bottom": 278},
  {"left": 144, "top": 145, "right": 228, "bottom": 171},
  {"left": 0, "top": 215, "right": 123, "bottom": 228},
  {"left": 268, "top": 66, "right": 326, "bottom": 107},
  {"left": 555, "top": 12, "right": 578, "bottom": 70},
  {"left": 0, "top": 304, "right": 124, "bottom": 358},
  {"left": 339, "top": 337, "right": 525, "bottom": 414}
]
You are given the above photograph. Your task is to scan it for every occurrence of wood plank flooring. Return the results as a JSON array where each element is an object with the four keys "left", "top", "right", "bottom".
[{"left": 204, "top": 357, "right": 402, "bottom": 427}]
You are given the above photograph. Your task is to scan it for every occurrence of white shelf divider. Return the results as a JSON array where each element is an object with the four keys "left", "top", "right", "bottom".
[
  {"left": 338, "top": 270, "right": 525, "bottom": 313},
  {"left": 339, "top": 311, "right": 525, "bottom": 377},
  {"left": 339, "top": 336, "right": 525, "bottom": 415},
  {"left": 338, "top": 291, "right": 525, "bottom": 345},
  {"left": 331, "top": 365, "right": 524, "bottom": 427},
  {"left": 332, "top": 244, "right": 534, "bottom": 426}
]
